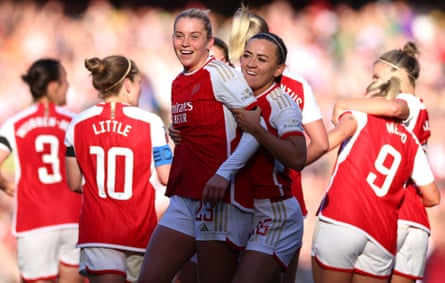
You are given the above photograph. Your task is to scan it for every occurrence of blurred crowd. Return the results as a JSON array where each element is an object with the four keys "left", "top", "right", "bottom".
[{"left": 0, "top": 0, "right": 444, "bottom": 282}]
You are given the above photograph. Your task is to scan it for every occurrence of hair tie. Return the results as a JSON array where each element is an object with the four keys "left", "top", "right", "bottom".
[
  {"left": 255, "top": 32, "right": 286, "bottom": 64},
  {"left": 105, "top": 58, "right": 132, "bottom": 91},
  {"left": 378, "top": 58, "right": 416, "bottom": 81}
]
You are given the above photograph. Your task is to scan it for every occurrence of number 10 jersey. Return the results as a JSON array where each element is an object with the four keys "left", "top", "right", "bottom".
[{"left": 65, "top": 102, "right": 168, "bottom": 252}]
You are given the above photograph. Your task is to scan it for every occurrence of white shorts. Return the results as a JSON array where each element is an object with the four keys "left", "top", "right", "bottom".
[
  {"left": 79, "top": 247, "right": 144, "bottom": 282},
  {"left": 393, "top": 223, "right": 429, "bottom": 279},
  {"left": 245, "top": 197, "right": 303, "bottom": 270},
  {"left": 17, "top": 227, "right": 80, "bottom": 281},
  {"left": 159, "top": 196, "right": 253, "bottom": 249},
  {"left": 311, "top": 218, "right": 394, "bottom": 278}
]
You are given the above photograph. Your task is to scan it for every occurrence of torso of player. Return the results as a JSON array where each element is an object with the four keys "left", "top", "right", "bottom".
[
  {"left": 68, "top": 102, "right": 158, "bottom": 251},
  {"left": 0, "top": 102, "right": 81, "bottom": 235},
  {"left": 319, "top": 112, "right": 426, "bottom": 254},
  {"left": 244, "top": 83, "right": 304, "bottom": 200},
  {"left": 166, "top": 58, "right": 256, "bottom": 202}
]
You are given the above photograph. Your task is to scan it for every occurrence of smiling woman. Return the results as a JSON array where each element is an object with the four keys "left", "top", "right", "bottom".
[
  {"left": 229, "top": 32, "right": 307, "bottom": 283},
  {"left": 138, "top": 8, "right": 260, "bottom": 283}
]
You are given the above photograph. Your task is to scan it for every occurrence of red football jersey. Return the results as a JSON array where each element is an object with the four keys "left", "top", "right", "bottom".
[
  {"left": 396, "top": 93, "right": 431, "bottom": 232},
  {"left": 0, "top": 102, "right": 81, "bottom": 235},
  {"left": 242, "top": 83, "right": 304, "bottom": 200},
  {"left": 65, "top": 102, "right": 168, "bottom": 252},
  {"left": 281, "top": 69, "right": 323, "bottom": 216},
  {"left": 166, "top": 57, "right": 257, "bottom": 209},
  {"left": 319, "top": 111, "right": 435, "bottom": 254}
]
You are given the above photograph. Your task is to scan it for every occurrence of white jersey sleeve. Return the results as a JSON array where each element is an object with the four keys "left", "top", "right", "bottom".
[
  {"left": 411, "top": 145, "right": 435, "bottom": 186},
  {"left": 207, "top": 60, "right": 256, "bottom": 109},
  {"left": 269, "top": 89, "right": 304, "bottom": 137},
  {"left": 273, "top": 106, "right": 304, "bottom": 138},
  {"left": 301, "top": 84, "right": 323, "bottom": 125}
]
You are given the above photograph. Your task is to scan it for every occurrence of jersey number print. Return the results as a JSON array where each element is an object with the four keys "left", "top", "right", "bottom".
[
  {"left": 36, "top": 134, "right": 62, "bottom": 184},
  {"left": 90, "top": 145, "right": 134, "bottom": 200},
  {"left": 366, "top": 144, "right": 402, "bottom": 197}
]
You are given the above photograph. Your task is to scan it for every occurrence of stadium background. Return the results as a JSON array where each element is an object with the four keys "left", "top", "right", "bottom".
[{"left": 34, "top": 0, "right": 445, "bottom": 16}]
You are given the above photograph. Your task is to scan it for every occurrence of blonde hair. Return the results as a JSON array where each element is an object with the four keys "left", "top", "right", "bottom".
[
  {"left": 229, "top": 5, "right": 269, "bottom": 63},
  {"left": 377, "top": 41, "right": 420, "bottom": 87},
  {"left": 366, "top": 77, "right": 401, "bottom": 100}
]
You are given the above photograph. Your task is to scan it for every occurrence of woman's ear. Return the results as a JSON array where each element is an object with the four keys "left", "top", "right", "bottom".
[
  {"left": 123, "top": 78, "right": 132, "bottom": 93},
  {"left": 47, "top": 80, "right": 59, "bottom": 97},
  {"left": 396, "top": 70, "right": 413, "bottom": 93},
  {"left": 274, "top": 64, "right": 285, "bottom": 79},
  {"left": 206, "top": 37, "right": 215, "bottom": 52}
]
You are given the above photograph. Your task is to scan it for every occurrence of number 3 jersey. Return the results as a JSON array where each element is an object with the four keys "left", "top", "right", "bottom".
[
  {"left": 0, "top": 102, "right": 81, "bottom": 235},
  {"left": 318, "top": 111, "right": 435, "bottom": 254},
  {"left": 65, "top": 102, "right": 169, "bottom": 252}
]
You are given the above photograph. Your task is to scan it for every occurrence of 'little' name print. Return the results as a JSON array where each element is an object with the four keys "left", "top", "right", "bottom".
[{"left": 92, "top": 120, "right": 132, "bottom": 136}]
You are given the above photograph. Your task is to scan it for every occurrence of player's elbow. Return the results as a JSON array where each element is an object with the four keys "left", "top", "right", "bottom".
[
  {"left": 421, "top": 184, "right": 441, "bottom": 207},
  {"left": 423, "top": 197, "right": 440, "bottom": 207},
  {"left": 288, "top": 137, "right": 307, "bottom": 171},
  {"left": 389, "top": 102, "right": 409, "bottom": 120},
  {"left": 423, "top": 195, "right": 441, "bottom": 207},
  {"left": 292, "top": 159, "right": 306, "bottom": 171},
  {"left": 316, "top": 140, "right": 329, "bottom": 157},
  {"left": 66, "top": 178, "right": 82, "bottom": 193},
  {"left": 156, "top": 164, "right": 171, "bottom": 186},
  {"left": 288, "top": 151, "right": 306, "bottom": 171}
]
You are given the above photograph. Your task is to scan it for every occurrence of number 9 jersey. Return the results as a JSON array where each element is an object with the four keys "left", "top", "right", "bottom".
[
  {"left": 317, "top": 111, "right": 435, "bottom": 255},
  {"left": 0, "top": 102, "right": 81, "bottom": 235}
]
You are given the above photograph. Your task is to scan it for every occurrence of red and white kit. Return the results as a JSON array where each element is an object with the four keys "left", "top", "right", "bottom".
[
  {"left": 245, "top": 82, "right": 305, "bottom": 200},
  {"left": 318, "top": 111, "right": 434, "bottom": 255},
  {"left": 0, "top": 102, "right": 81, "bottom": 235},
  {"left": 166, "top": 57, "right": 257, "bottom": 209},
  {"left": 65, "top": 102, "right": 169, "bottom": 252},
  {"left": 281, "top": 68, "right": 323, "bottom": 216},
  {"left": 396, "top": 93, "right": 431, "bottom": 231},
  {"left": 392, "top": 93, "right": 432, "bottom": 279},
  {"left": 242, "top": 83, "right": 305, "bottom": 268}
]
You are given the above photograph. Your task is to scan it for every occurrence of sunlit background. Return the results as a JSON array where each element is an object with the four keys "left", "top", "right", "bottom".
[{"left": 0, "top": 0, "right": 444, "bottom": 282}]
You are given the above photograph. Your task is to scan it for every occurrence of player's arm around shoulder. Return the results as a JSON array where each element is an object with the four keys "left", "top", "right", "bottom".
[{"left": 332, "top": 97, "right": 409, "bottom": 124}]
